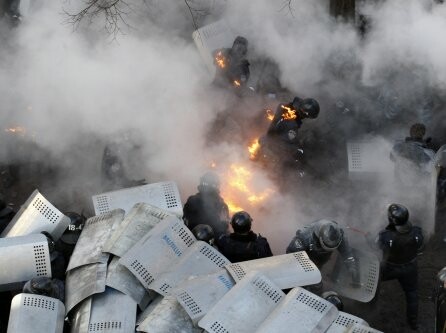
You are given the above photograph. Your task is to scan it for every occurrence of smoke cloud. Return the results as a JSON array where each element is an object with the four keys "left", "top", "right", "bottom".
[{"left": 0, "top": 0, "right": 443, "bottom": 254}]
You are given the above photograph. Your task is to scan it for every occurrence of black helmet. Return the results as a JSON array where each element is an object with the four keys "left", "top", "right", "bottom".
[
  {"left": 231, "top": 211, "right": 252, "bottom": 234},
  {"left": 409, "top": 123, "right": 426, "bottom": 140},
  {"left": 298, "top": 98, "right": 320, "bottom": 119},
  {"left": 60, "top": 212, "right": 85, "bottom": 245},
  {"left": 192, "top": 224, "right": 215, "bottom": 244},
  {"left": 388, "top": 204, "right": 410, "bottom": 232},
  {"left": 316, "top": 219, "right": 342, "bottom": 251},
  {"left": 198, "top": 171, "right": 220, "bottom": 193},
  {"left": 23, "top": 277, "right": 53, "bottom": 296},
  {"left": 232, "top": 36, "right": 248, "bottom": 57},
  {"left": 322, "top": 291, "right": 344, "bottom": 311}
]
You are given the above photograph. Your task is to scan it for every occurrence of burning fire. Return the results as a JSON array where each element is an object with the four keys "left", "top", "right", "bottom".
[
  {"left": 215, "top": 51, "right": 226, "bottom": 69},
  {"left": 233, "top": 80, "right": 241, "bottom": 87},
  {"left": 210, "top": 161, "right": 217, "bottom": 168},
  {"left": 266, "top": 109, "right": 274, "bottom": 121},
  {"left": 221, "top": 163, "right": 275, "bottom": 214},
  {"left": 4, "top": 126, "right": 26, "bottom": 134},
  {"left": 248, "top": 138, "right": 260, "bottom": 160},
  {"left": 280, "top": 105, "right": 297, "bottom": 120}
]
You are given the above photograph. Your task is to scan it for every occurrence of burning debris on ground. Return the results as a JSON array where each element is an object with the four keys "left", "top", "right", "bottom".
[{"left": 1, "top": 0, "right": 446, "bottom": 332}]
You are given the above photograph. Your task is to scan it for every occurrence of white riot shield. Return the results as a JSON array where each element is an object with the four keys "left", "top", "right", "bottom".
[
  {"left": 7, "top": 293, "right": 65, "bottom": 333},
  {"left": 65, "top": 262, "right": 107, "bottom": 314},
  {"left": 67, "top": 209, "right": 124, "bottom": 271},
  {"left": 150, "top": 241, "right": 230, "bottom": 296},
  {"left": 192, "top": 20, "right": 235, "bottom": 75},
  {"left": 0, "top": 234, "right": 51, "bottom": 292},
  {"left": 256, "top": 287, "right": 338, "bottom": 333},
  {"left": 174, "top": 269, "right": 235, "bottom": 324},
  {"left": 69, "top": 297, "right": 92, "bottom": 333},
  {"left": 119, "top": 217, "right": 196, "bottom": 289},
  {"left": 92, "top": 181, "right": 183, "bottom": 217},
  {"left": 323, "top": 249, "right": 380, "bottom": 303},
  {"left": 198, "top": 272, "right": 285, "bottom": 333},
  {"left": 103, "top": 202, "right": 173, "bottom": 257},
  {"left": 136, "top": 295, "right": 202, "bottom": 333},
  {"left": 326, "top": 312, "right": 368, "bottom": 333},
  {"left": 347, "top": 324, "right": 383, "bottom": 333},
  {"left": 347, "top": 139, "right": 393, "bottom": 180},
  {"left": 88, "top": 288, "right": 137, "bottom": 333},
  {"left": 106, "top": 257, "right": 153, "bottom": 310},
  {"left": 225, "top": 251, "right": 321, "bottom": 289},
  {"left": 1, "top": 190, "right": 70, "bottom": 240}
]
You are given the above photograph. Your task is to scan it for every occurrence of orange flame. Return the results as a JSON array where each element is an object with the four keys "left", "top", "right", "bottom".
[
  {"left": 221, "top": 163, "right": 275, "bottom": 214},
  {"left": 248, "top": 139, "right": 260, "bottom": 160},
  {"left": 266, "top": 109, "right": 274, "bottom": 121},
  {"left": 233, "top": 80, "right": 241, "bottom": 87},
  {"left": 280, "top": 105, "right": 297, "bottom": 120},
  {"left": 210, "top": 161, "right": 217, "bottom": 168},
  {"left": 4, "top": 126, "right": 26, "bottom": 134},
  {"left": 215, "top": 51, "right": 226, "bottom": 69}
]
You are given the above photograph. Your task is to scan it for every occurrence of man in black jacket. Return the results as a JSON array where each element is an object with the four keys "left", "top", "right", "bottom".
[
  {"left": 373, "top": 203, "right": 424, "bottom": 330},
  {"left": 183, "top": 172, "right": 229, "bottom": 238},
  {"left": 217, "top": 211, "right": 273, "bottom": 262}
]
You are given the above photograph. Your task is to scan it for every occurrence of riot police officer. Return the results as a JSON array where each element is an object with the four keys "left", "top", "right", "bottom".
[
  {"left": 22, "top": 277, "right": 65, "bottom": 303},
  {"left": 216, "top": 211, "right": 273, "bottom": 262},
  {"left": 213, "top": 36, "right": 250, "bottom": 90},
  {"left": 183, "top": 172, "right": 230, "bottom": 238},
  {"left": 56, "top": 212, "right": 86, "bottom": 263},
  {"left": 286, "top": 219, "right": 360, "bottom": 287},
  {"left": 374, "top": 204, "right": 424, "bottom": 330},
  {"left": 191, "top": 224, "right": 216, "bottom": 247}
]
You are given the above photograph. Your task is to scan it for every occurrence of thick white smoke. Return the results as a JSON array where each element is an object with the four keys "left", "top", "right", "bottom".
[{"left": 0, "top": 0, "right": 443, "bottom": 253}]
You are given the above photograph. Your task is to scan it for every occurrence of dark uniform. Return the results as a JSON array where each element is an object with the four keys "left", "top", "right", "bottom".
[
  {"left": 374, "top": 203, "right": 424, "bottom": 330},
  {"left": 213, "top": 36, "right": 250, "bottom": 90},
  {"left": 183, "top": 172, "right": 229, "bottom": 238},
  {"left": 217, "top": 211, "right": 273, "bottom": 263},
  {"left": 286, "top": 219, "right": 360, "bottom": 285},
  {"left": 217, "top": 231, "right": 273, "bottom": 263},
  {"left": 0, "top": 202, "right": 15, "bottom": 234}
]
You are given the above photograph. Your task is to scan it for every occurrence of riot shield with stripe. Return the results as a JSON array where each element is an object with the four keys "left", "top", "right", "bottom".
[
  {"left": 7, "top": 293, "right": 65, "bottom": 333},
  {"left": 103, "top": 202, "right": 173, "bottom": 257},
  {"left": 1, "top": 190, "right": 70, "bottom": 240},
  {"left": 322, "top": 248, "right": 380, "bottom": 303},
  {"left": 0, "top": 233, "right": 51, "bottom": 292},
  {"left": 174, "top": 269, "right": 235, "bottom": 325},
  {"left": 92, "top": 181, "right": 183, "bottom": 217},
  {"left": 65, "top": 262, "right": 107, "bottom": 314},
  {"left": 149, "top": 241, "right": 229, "bottom": 296},
  {"left": 225, "top": 251, "right": 321, "bottom": 289},
  {"left": 105, "top": 257, "right": 153, "bottom": 309},
  {"left": 198, "top": 272, "right": 285, "bottom": 333},
  {"left": 255, "top": 287, "right": 338, "bottom": 333},
  {"left": 119, "top": 216, "right": 196, "bottom": 289},
  {"left": 326, "top": 312, "right": 368, "bottom": 333},
  {"left": 66, "top": 209, "right": 124, "bottom": 271},
  {"left": 136, "top": 295, "right": 202, "bottom": 333}
]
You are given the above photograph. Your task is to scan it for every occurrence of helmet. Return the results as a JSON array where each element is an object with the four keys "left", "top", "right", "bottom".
[
  {"left": 198, "top": 171, "right": 220, "bottom": 193},
  {"left": 387, "top": 204, "right": 410, "bottom": 232},
  {"left": 316, "top": 220, "right": 342, "bottom": 251},
  {"left": 322, "top": 291, "right": 343, "bottom": 311},
  {"left": 23, "top": 277, "right": 53, "bottom": 296},
  {"left": 191, "top": 224, "right": 215, "bottom": 244},
  {"left": 298, "top": 98, "right": 320, "bottom": 119},
  {"left": 232, "top": 36, "right": 248, "bottom": 58},
  {"left": 231, "top": 211, "right": 252, "bottom": 234},
  {"left": 60, "top": 212, "right": 85, "bottom": 245}
]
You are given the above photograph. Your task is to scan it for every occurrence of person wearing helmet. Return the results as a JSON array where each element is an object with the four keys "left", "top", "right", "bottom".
[
  {"left": 216, "top": 211, "right": 273, "bottom": 263},
  {"left": 56, "top": 212, "right": 86, "bottom": 262},
  {"left": 22, "top": 277, "right": 65, "bottom": 303},
  {"left": 213, "top": 36, "right": 250, "bottom": 90},
  {"left": 183, "top": 172, "right": 230, "bottom": 238},
  {"left": 373, "top": 203, "right": 424, "bottom": 330},
  {"left": 191, "top": 224, "right": 216, "bottom": 247},
  {"left": 286, "top": 219, "right": 360, "bottom": 287}
]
